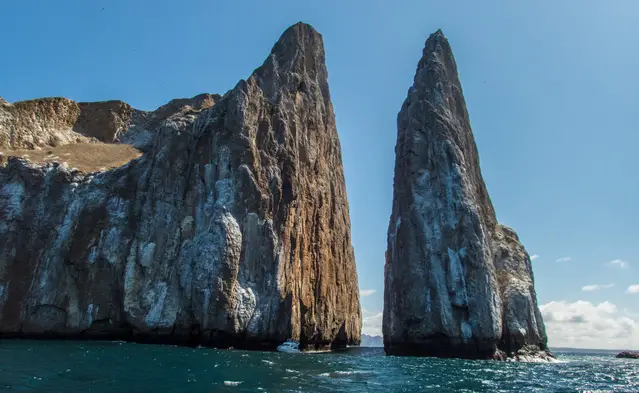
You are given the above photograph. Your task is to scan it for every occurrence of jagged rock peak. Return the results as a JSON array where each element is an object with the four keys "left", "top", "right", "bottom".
[
  {"left": 252, "top": 22, "right": 330, "bottom": 105},
  {"left": 152, "top": 93, "right": 220, "bottom": 119},
  {"left": 266, "top": 22, "right": 325, "bottom": 74},
  {"left": 384, "top": 30, "right": 551, "bottom": 361},
  {"left": 417, "top": 29, "right": 452, "bottom": 69}
]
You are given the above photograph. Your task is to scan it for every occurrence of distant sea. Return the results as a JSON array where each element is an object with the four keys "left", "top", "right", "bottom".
[{"left": 1, "top": 340, "right": 637, "bottom": 392}]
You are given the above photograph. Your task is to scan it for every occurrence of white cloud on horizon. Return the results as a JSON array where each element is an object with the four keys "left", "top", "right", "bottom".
[
  {"left": 361, "top": 309, "right": 383, "bottom": 336},
  {"left": 582, "top": 283, "right": 615, "bottom": 292},
  {"left": 540, "top": 300, "right": 639, "bottom": 350},
  {"left": 530, "top": 254, "right": 540, "bottom": 261},
  {"left": 607, "top": 259, "right": 629, "bottom": 269},
  {"left": 359, "top": 289, "right": 376, "bottom": 297},
  {"left": 626, "top": 285, "right": 639, "bottom": 294},
  {"left": 556, "top": 257, "right": 572, "bottom": 263},
  {"left": 358, "top": 301, "right": 639, "bottom": 349}
]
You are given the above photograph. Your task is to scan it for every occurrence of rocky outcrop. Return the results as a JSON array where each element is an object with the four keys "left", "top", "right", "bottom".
[
  {"left": 0, "top": 93, "right": 221, "bottom": 151},
  {"left": 383, "top": 30, "right": 551, "bottom": 360},
  {"left": 0, "top": 98, "right": 91, "bottom": 149},
  {"left": 616, "top": 351, "right": 639, "bottom": 359},
  {"left": 0, "top": 22, "right": 361, "bottom": 350}
]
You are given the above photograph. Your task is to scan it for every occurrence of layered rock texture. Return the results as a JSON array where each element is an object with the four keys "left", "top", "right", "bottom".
[
  {"left": 0, "top": 22, "right": 361, "bottom": 350},
  {"left": 383, "top": 30, "right": 551, "bottom": 360}
]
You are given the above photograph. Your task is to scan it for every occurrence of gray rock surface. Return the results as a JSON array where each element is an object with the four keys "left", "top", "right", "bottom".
[
  {"left": 383, "top": 30, "right": 551, "bottom": 360},
  {"left": 0, "top": 22, "right": 361, "bottom": 350}
]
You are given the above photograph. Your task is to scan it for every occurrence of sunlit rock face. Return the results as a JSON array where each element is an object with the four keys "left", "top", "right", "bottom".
[
  {"left": 0, "top": 22, "right": 361, "bottom": 350},
  {"left": 0, "top": 91, "right": 219, "bottom": 150},
  {"left": 383, "top": 30, "right": 551, "bottom": 360}
]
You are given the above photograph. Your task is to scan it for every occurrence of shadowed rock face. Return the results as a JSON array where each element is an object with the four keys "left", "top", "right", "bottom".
[
  {"left": 616, "top": 351, "right": 639, "bottom": 359},
  {"left": 0, "top": 22, "right": 361, "bottom": 350},
  {"left": 383, "top": 30, "right": 550, "bottom": 360}
]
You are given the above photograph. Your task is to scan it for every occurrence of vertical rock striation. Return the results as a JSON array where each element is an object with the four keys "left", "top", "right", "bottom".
[
  {"left": 0, "top": 22, "right": 361, "bottom": 350},
  {"left": 383, "top": 30, "right": 551, "bottom": 360}
]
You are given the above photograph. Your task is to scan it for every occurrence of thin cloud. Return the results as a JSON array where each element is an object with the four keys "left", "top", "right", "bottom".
[
  {"left": 530, "top": 254, "right": 540, "bottom": 261},
  {"left": 626, "top": 285, "right": 639, "bottom": 294},
  {"left": 556, "top": 257, "right": 572, "bottom": 263},
  {"left": 582, "top": 284, "right": 615, "bottom": 292},
  {"left": 361, "top": 310, "right": 383, "bottom": 336},
  {"left": 359, "top": 289, "right": 376, "bottom": 297},
  {"left": 607, "top": 259, "right": 629, "bottom": 269}
]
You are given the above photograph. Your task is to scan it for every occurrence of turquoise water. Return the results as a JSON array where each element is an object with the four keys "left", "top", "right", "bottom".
[{"left": 0, "top": 340, "right": 637, "bottom": 392}]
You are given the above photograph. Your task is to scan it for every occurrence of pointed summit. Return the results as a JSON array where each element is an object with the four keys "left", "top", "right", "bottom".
[
  {"left": 426, "top": 28, "right": 447, "bottom": 47},
  {"left": 251, "top": 22, "right": 330, "bottom": 105},
  {"left": 273, "top": 22, "right": 323, "bottom": 53},
  {"left": 409, "top": 31, "right": 467, "bottom": 125},
  {"left": 416, "top": 29, "right": 453, "bottom": 68},
  {"left": 259, "top": 22, "right": 326, "bottom": 77}
]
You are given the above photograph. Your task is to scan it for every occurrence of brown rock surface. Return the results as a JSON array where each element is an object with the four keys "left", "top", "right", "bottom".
[
  {"left": 0, "top": 93, "right": 222, "bottom": 150},
  {"left": 383, "top": 30, "right": 550, "bottom": 360},
  {"left": 0, "top": 97, "right": 90, "bottom": 148},
  {"left": 0, "top": 22, "right": 361, "bottom": 350}
]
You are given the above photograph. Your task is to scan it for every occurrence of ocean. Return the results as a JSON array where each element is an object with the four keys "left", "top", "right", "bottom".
[{"left": 0, "top": 340, "right": 637, "bottom": 392}]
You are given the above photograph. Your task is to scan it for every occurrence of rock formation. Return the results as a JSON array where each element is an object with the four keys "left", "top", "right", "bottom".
[
  {"left": 0, "top": 93, "right": 219, "bottom": 150},
  {"left": 616, "top": 351, "right": 639, "bottom": 359},
  {"left": 0, "top": 22, "right": 361, "bottom": 350},
  {"left": 383, "top": 30, "right": 551, "bottom": 360}
]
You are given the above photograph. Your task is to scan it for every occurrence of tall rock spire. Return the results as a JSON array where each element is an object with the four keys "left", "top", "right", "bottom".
[{"left": 383, "top": 30, "right": 551, "bottom": 360}]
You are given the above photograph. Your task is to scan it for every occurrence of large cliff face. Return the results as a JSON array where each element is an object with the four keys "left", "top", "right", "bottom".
[
  {"left": 0, "top": 22, "right": 361, "bottom": 350},
  {"left": 383, "top": 30, "right": 550, "bottom": 360}
]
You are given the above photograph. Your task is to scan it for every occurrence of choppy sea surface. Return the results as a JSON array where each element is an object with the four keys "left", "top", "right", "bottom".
[{"left": 0, "top": 340, "right": 637, "bottom": 392}]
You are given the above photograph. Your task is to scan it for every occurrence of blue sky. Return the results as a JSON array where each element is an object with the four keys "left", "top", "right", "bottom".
[{"left": 2, "top": 0, "right": 638, "bottom": 349}]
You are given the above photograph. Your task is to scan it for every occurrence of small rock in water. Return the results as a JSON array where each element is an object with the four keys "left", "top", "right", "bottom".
[{"left": 616, "top": 351, "right": 639, "bottom": 359}]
